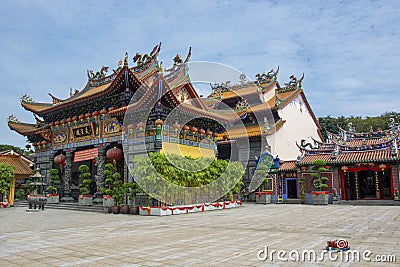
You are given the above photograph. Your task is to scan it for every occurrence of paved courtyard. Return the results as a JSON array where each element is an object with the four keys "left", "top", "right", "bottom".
[{"left": 0, "top": 204, "right": 399, "bottom": 266}]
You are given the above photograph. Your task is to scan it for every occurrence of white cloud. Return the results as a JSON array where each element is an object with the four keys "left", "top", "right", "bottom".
[{"left": 1, "top": 0, "right": 400, "bottom": 147}]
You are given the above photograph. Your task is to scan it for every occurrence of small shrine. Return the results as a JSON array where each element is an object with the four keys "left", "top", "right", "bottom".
[{"left": 296, "top": 122, "right": 400, "bottom": 202}]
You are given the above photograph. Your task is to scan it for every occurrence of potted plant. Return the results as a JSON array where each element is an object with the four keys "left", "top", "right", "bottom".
[
  {"left": 311, "top": 160, "right": 329, "bottom": 205},
  {"left": 253, "top": 165, "right": 272, "bottom": 204},
  {"left": 47, "top": 169, "right": 60, "bottom": 204},
  {"left": 299, "top": 176, "right": 306, "bottom": 204},
  {"left": 126, "top": 181, "right": 139, "bottom": 215},
  {"left": 78, "top": 164, "right": 93, "bottom": 206},
  {"left": 101, "top": 163, "right": 126, "bottom": 214},
  {"left": 101, "top": 163, "right": 115, "bottom": 211},
  {"left": 111, "top": 172, "right": 125, "bottom": 214}
]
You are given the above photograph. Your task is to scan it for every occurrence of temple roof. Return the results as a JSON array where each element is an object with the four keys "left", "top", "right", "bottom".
[
  {"left": 7, "top": 121, "right": 39, "bottom": 136},
  {"left": 0, "top": 154, "right": 34, "bottom": 178},
  {"left": 217, "top": 119, "right": 286, "bottom": 140},
  {"left": 21, "top": 66, "right": 143, "bottom": 115},
  {"left": 297, "top": 149, "right": 399, "bottom": 165},
  {"left": 279, "top": 161, "right": 297, "bottom": 171}
]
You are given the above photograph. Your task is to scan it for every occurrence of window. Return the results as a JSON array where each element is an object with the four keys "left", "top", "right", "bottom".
[{"left": 263, "top": 178, "right": 274, "bottom": 191}]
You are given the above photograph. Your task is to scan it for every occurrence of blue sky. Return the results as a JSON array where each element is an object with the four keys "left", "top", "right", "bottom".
[{"left": 1, "top": 0, "right": 400, "bottom": 147}]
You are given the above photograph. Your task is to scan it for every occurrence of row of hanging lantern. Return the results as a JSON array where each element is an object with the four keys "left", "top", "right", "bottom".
[
  {"left": 48, "top": 108, "right": 115, "bottom": 129},
  {"left": 53, "top": 147, "right": 123, "bottom": 171},
  {"left": 123, "top": 121, "right": 219, "bottom": 140}
]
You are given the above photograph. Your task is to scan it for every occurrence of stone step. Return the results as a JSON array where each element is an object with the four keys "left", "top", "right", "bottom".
[
  {"left": 14, "top": 201, "right": 106, "bottom": 213},
  {"left": 339, "top": 200, "right": 400, "bottom": 206},
  {"left": 283, "top": 198, "right": 301, "bottom": 204}
]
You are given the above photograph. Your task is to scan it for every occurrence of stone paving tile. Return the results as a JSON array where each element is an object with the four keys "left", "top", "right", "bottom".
[{"left": 0, "top": 204, "right": 399, "bottom": 266}]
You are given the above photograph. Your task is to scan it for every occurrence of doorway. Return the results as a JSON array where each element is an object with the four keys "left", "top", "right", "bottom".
[{"left": 284, "top": 178, "right": 297, "bottom": 199}]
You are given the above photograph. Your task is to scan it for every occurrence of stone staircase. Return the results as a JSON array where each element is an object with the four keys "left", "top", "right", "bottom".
[
  {"left": 282, "top": 198, "right": 302, "bottom": 204},
  {"left": 339, "top": 200, "right": 400, "bottom": 206},
  {"left": 13, "top": 201, "right": 106, "bottom": 213}
]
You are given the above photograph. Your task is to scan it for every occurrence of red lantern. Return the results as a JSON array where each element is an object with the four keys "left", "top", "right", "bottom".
[
  {"left": 85, "top": 113, "right": 92, "bottom": 119},
  {"left": 182, "top": 125, "right": 190, "bottom": 131},
  {"left": 72, "top": 116, "right": 78, "bottom": 122},
  {"left": 172, "top": 122, "right": 180, "bottom": 131},
  {"left": 155, "top": 119, "right": 163, "bottom": 127},
  {"left": 54, "top": 121, "right": 60, "bottom": 126},
  {"left": 92, "top": 111, "right": 99, "bottom": 119},
  {"left": 100, "top": 109, "right": 108, "bottom": 115},
  {"left": 206, "top": 130, "right": 212, "bottom": 137},
  {"left": 106, "top": 147, "right": 123, "bottom": 170},
  {"left": 137, "top": 122, "right": 145, "bottom": 130},
  {"left": 54, "top": 154, "right": 66, "bottom": 172},
  {"left": 79, "top": 114, "right": 85, "bottom": 121},
  {"left": 198, "top": 129, "right": 205, "bottom": 135},
  {"left": 49, "top": 122, "right": 55, "bottom": 127},
  {"left": 66, "top": 118, "right": 72, "bottom": 124}
]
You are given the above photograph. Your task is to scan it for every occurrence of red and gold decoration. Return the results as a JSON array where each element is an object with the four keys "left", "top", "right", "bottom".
[
  {"left": 54, "top": 154, "right": 66, "bottom": 172},
  {"left": 106, "top": 147, "right": 123, "bottom": 170}
]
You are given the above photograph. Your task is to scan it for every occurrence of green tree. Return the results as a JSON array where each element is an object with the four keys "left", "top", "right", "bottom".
[
  {"left": 0, "top": 144, "right": 34, "bottom": 156},
  {"left": 47, "top": 169, "right": 61, "bottom": 194},
  {"left": 133, "top": 153, "right": 244, "bottom": 204},
  {"left": 0, "top": 163, "right": 15, "bottom": 197},
  {"left": 101, "top": 163, "right": 126, "bottom": 206},
  {"left": 311, "top": 160, "right": 329, "bottom": 191},
  {"left": 318, "top": 112, "right": 400, "bottom": 140},
  {"left": 78, "top": 164, "right": 92, "bottom": 196}
]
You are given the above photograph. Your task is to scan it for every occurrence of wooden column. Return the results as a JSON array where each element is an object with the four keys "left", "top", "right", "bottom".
[{"left": 8, "top": 176, "right": 15, "bottom": 206}]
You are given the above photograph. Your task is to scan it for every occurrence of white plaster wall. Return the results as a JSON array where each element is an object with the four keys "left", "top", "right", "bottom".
[
  {"left": 260, "top": 85, "right": 277, "bottom": 103},
  {"left": 266, "top": 94, "right": 321, "bottom": 161}
]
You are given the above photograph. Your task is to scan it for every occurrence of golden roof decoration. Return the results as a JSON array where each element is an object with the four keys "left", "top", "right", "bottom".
[
  {"left": 20, "top": 94, "right": 33, "bottom": 103},
  {"left": 255, "top": 66, "right": 279, "bottom": 86}
]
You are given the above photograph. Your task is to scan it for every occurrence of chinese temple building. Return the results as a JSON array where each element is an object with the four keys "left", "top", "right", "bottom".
[
  {"left": 296, "top": 124, "right": 400, "bottom": 202},
  {"left": 208, "top": 69, "right": 322, "bottom": 197},
  {"left": 8, "top": 44, "right": 323, "bottom": 201},
  {"left": 0, "top": 154, "right": 34, "bottom": 206}
]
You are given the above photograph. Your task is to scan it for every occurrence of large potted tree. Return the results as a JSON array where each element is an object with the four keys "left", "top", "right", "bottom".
[
  {"left": 78, "top": 164, "right": 93, "bottom": 206},
  {"left": 101, "top": 163, "right": 126, "bottom": 214},
  {"left": 253, "top": 165, "right": 272, "bottom": 204},
  {"left": 299, "top": 176, "right": 306, "bottom": 204},
  {"left": 311, "top": 160, "right": 329, "bottom": 205},
  {"left": 47, "top": 169, "right": 61, "bottom": 204},
  {"left": 101, "top": 163, "right": 115, "bottom": 210}
]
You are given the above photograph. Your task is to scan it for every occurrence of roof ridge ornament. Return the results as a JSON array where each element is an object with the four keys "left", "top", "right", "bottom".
[
  {"left": 389, "top": 117, "right": 396, "bottom": 128},
  {"left": 282, "top": 73, "right": 304, "bottom": 91},
  {"left": 87, "top": 66, "right": 109, "bottom": 81},
  {"left": 7, "top": 114, "right": 20, "bottom": 123},
  {"left": 48, "top": 93, "right": 63, "bottom": 104},
  {"left": 255, "top": 66, "right": 279, "bottom": 85},
  {"left": 112, "top": 52, "right": 127, "bottom": 74},
  {"left": 133, "top": 43, "right": 161, "bottom": 66},
  {"left": 20, "top": 94, "right": 33, "bottom": 103}
]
